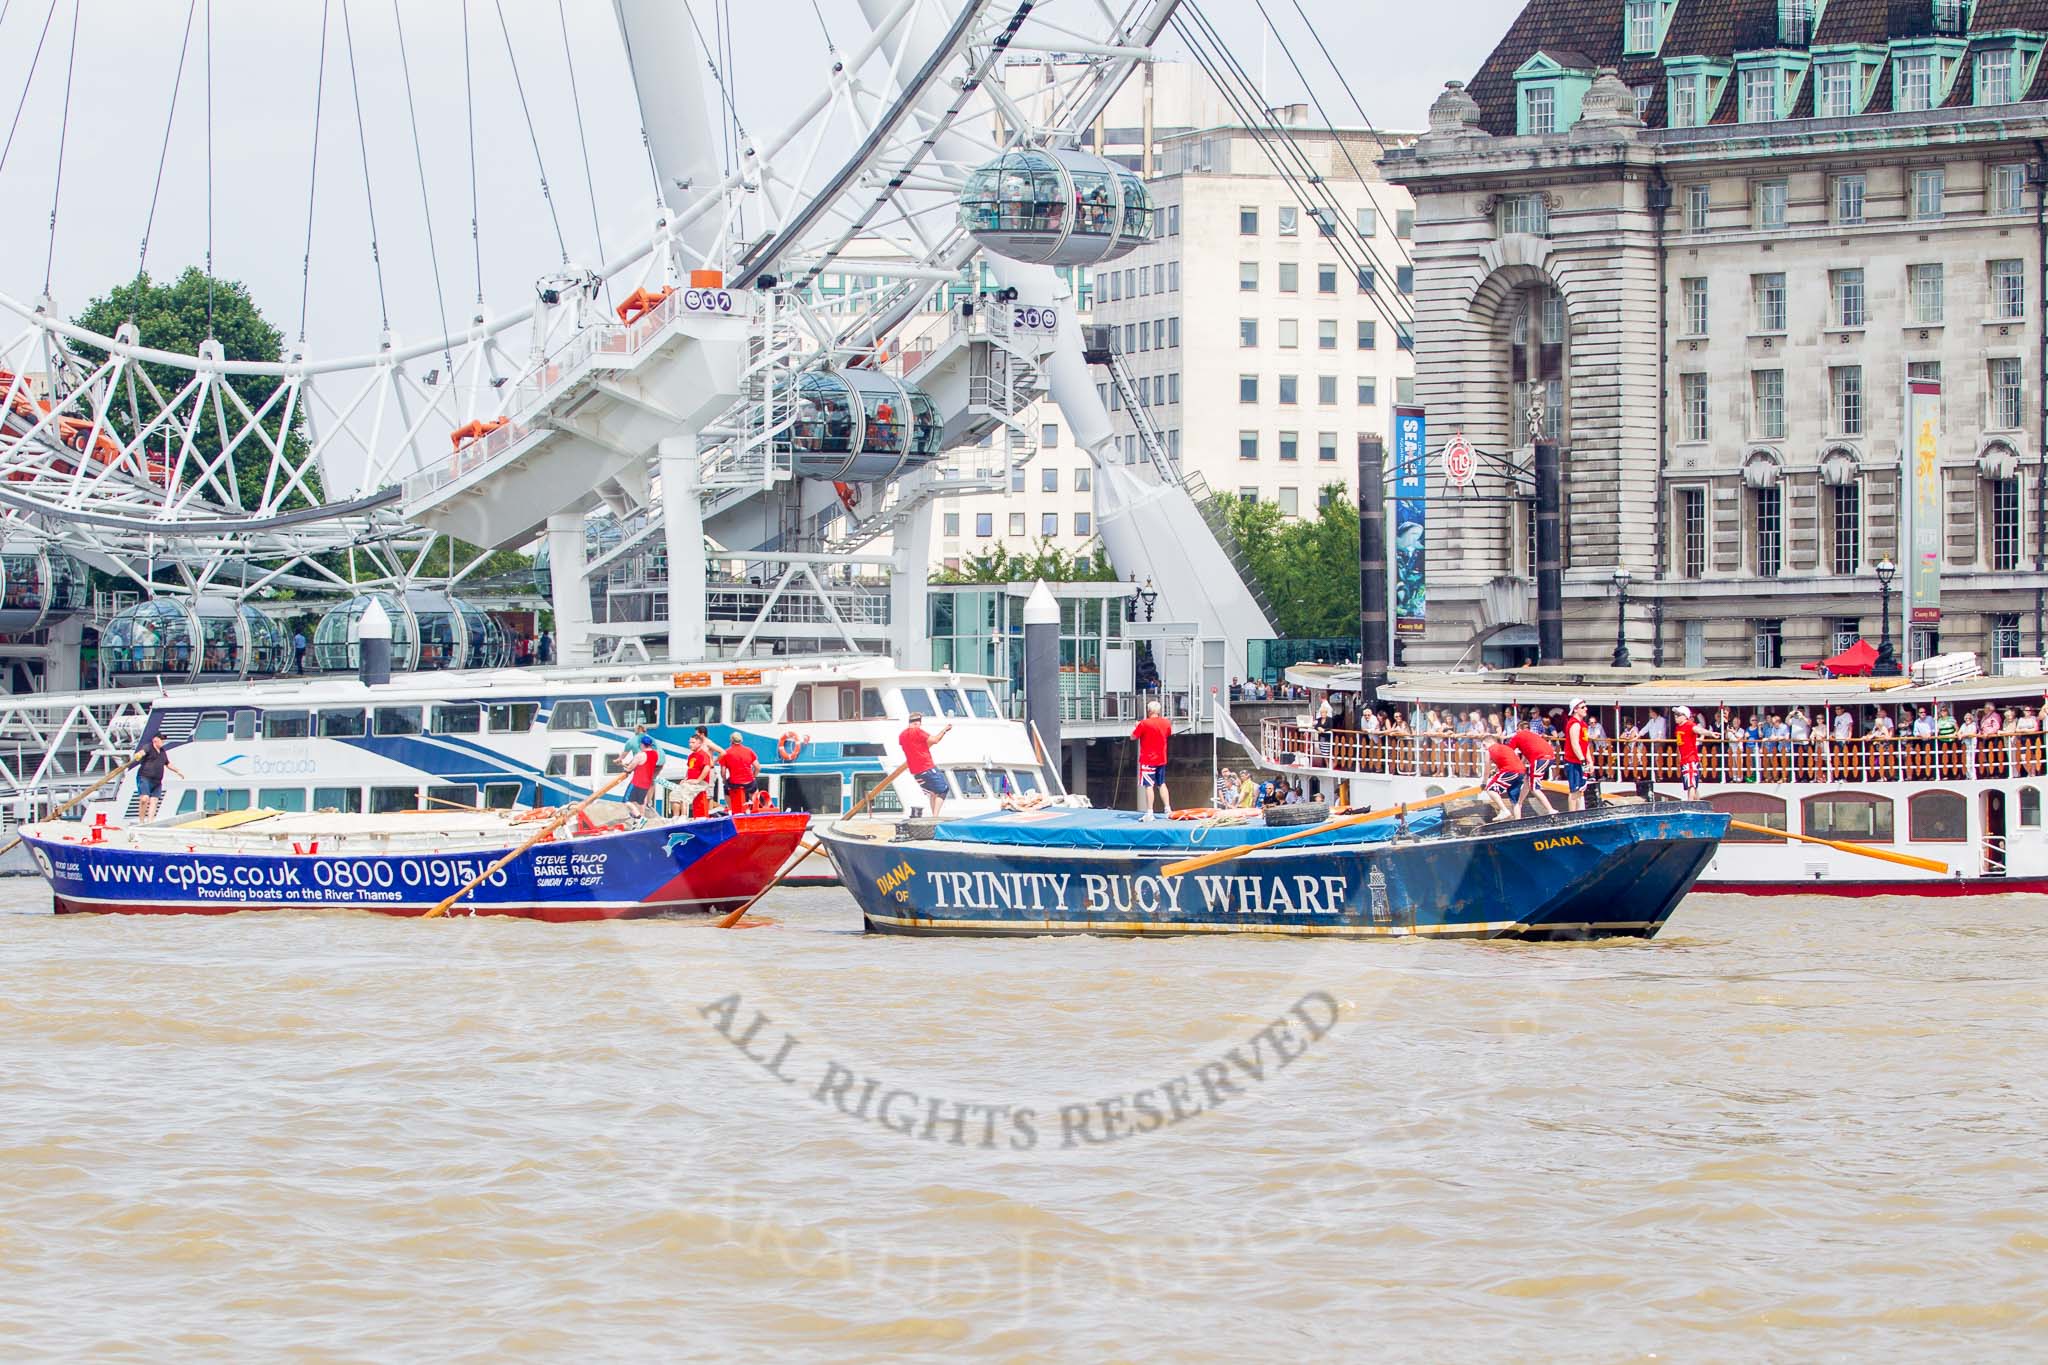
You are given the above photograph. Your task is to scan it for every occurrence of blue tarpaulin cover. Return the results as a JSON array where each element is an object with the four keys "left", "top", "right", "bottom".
[{"left": 929, "top": 807, "right": 1442, "bottom": 851}]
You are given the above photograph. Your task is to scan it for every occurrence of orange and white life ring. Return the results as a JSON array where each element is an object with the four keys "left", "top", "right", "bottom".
[{"left": 779, "top": 731, "right": 806, "bottom": 761}]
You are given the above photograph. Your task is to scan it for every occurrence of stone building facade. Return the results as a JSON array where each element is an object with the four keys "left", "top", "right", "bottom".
[{"left": 1386, "top": 0, "right": 2048, "bottom": 672}]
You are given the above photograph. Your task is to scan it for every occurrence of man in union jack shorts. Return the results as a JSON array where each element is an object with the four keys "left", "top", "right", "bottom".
[
  {"left": 1674, "top": 705, "right": 1704, "bottom": 799},
  {"left": 1481, "top": 739, "right": 1529, "bottom": 823}
]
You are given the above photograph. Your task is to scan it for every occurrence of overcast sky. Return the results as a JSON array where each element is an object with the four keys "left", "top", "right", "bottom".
[{"left": 0, "top": 0, "right": 1522, "bottom": 363}]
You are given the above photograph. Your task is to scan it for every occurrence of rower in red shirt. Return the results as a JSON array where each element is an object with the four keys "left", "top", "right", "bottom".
[
  {"left": 1131, "top": 700, "right": 1174, "bottom": 820},
  {"left": 1506, "top": 726, "right": 1558, "bottom": 817},
  {"left": 1561, "top": 697, "right": 1594, "bottom": 811},
  {"left": 1482, "top": 740, "right": 1529, "bottom": 823},
  {"left": 685, "top": 725, "right": 723, "bottom": 818},
  {"left": 899, "top": 710, "right": 953, "bottom": 815},
  {"left": 718, "top": 736, "right": 760, "bottom": 810}
]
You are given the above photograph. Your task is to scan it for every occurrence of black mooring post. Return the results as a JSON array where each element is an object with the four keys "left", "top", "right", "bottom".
[
  {"left": 1358, "top": 435, "right": 1390, "bottom": 703},
  {"left": 1534, "top": 440, "right": 1564, "bottom": 665}
]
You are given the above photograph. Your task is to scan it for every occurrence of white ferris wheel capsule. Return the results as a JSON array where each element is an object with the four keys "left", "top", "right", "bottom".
[{"left": 958, "top": 148, "right": 1155, "bottom": 267}]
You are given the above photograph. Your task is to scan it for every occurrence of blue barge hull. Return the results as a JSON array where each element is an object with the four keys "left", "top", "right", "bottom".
[{"left": 821, "top": 804, "right": 1727, "bottom": 940}]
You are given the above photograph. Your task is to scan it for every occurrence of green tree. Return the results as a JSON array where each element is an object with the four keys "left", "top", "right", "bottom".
[
  {"left": 1211, "top": 486, "right": 1360, "bottom": 637},
  {"left": 931, "top": 538, "right": 1121, "bottom": 584},
  {"left": 71, "top": 268, "right": 319, "bottom": 512}
]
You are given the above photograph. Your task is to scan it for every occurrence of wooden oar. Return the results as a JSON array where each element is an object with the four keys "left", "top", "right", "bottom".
[
  {"left": 0, "top": 755, "right": 138, "bottom": 858},
  {"left": 422, "top": 770, "right": 633, "bottom": 918},
  {"left": 1727, "top": 819, "right": 1950, "bottom": 874},
  {"left": 1162, "top": 785, "right": 1484, "bottom": 879},
  {"left": 716, "top": 760, "right": 910, "bottom": 929}
]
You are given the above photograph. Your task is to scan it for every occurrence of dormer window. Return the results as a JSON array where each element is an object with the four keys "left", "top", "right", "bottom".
[
  {"left": 1740, "top": 67, "right": 1781, "bottom": 122},
  {"left": 1524, "top": 85, "right": 1557, "bottom": 134},
  {"left": 1665, "top": 57, "right": 1731, "bottom": 129},
  {"left": 1670, "top": 75, "right": 1702, "bottom": 125},
  {"left": 1979, "top": 48, "right": 2020, "bottom": 103},
  {"left": 1897, "top": 54, "right": 1935, "bottom": 110},
  {"left": 1513, "top": 52, "right": 1596, "bottom": 135},
  {"left": 1625, "top": 0, "right": 1661, "bottom": 54},
  {"left": 1817, "top": 60, "right": 1856, "bottom": 116}
]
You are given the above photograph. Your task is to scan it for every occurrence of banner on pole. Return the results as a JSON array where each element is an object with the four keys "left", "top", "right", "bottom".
[
  {"left": 1905, "top": 375, "right": 1942, "bottom": 626},
  {"left": 1392, "top": 406, "right": 1427, "bottom": 637}
]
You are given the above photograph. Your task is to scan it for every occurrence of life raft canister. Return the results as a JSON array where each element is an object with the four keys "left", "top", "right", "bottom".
[{"left": 778, "top": 731, "right": 806, "bottom": 761}]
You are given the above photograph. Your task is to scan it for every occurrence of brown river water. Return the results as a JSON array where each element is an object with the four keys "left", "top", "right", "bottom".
[{"left": 1, "top": 880, "right": 2044, "bottom": 1361}]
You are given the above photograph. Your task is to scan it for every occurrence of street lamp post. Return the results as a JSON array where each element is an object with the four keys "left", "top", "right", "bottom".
[
  {"left": 1873, "top": 556, "right": 1902, "bottom": 677},
  {"left": 1609, "top": 566, "right": 1633, "bottom": 668}
]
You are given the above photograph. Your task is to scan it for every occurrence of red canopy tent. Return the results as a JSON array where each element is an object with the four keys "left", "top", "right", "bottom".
[{"left": 1802, "top": 638, "right": 1877, "bottom": 677}]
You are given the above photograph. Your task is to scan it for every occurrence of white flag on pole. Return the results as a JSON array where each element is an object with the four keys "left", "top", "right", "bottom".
[{"left": 1210, "top": 687, "right": 1273, "bottom": 767}]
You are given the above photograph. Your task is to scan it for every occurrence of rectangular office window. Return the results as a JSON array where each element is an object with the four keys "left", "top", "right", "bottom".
[
  {"left": 1681, "top": 373, "right": 1708, "bottom": 442},
  {"left": 1396, "top": 266, "right": 1414, "bottom": 294},
  {"left": 1991, "top": 258, "right": 2026, "bottom": 319},
  {"left": 1167, "top": 373, "right": 1180, "bottom": 403},
  {"left": 1682, "top": 277, "right": 1708, "bottom": 335},
  {"left": 1832, "top": 366, "right": 1863, "bottom": 435},
  {"left": 1897, "top": 55, "right": 1934, "bottom": 111},
  {"left": 1753, "top": 180, "right": 1788, "bottom": 230},
  {"left": 1756, "top": 485, "right": 1783, "bottom": 578},
  {"left": 1238, "top": 487, "right": 1260, "bottom": 503},
  {"left": 1497, "top": 193, "right": 1548, "bottom": 235},
  {"left": 942, "top": 512, "right": 960, "bottom": 537},
  {"left": 1041, "top": 467, "right": 1058, "bottom": 493},
  {"left": 975, "top": 512, "right": 992, "bottom": 536},
  {"left": 1279, "top": 431, "right": 1299, "bottom": 461},
  {"left": 1317, "top": 319, "right": 1337, "bottom": 350},
  {"left": 1317, "top": 375, "right": 1338, "bottom": 405},
  {"left": 1278, "top": 262, "right": 1299, "bottom": 293},
  {"left": 1317, "top": 264, "right": 1337, "bottom": 294},
  {"left": 1911, "top": 167, "right": 1945, "bottom": 220},
  {"left": 1075, "top": 466, "right": 1091, "bottom": 492},
  {"left": 1008, "top": 512, "right": 1025, "bottom": 536},
  {"left": 1041, "top": 423, "right": 1059, "bottom": 447},
  {"left": 1278, "top": 486, "right": 1300, "bottom": 518},
  {"left": 1831, "top": 268, "right": 1866, "bottom": 328},
  {"left": 1832, "top": 482, "right": 1861, "bottom": 575},
  {"left": 1396, "top": 376, "right": 1416, "bottom": 404},
  {"left": 1833, "top": 174, "right": 1865, "bottom": 224},
  {"left": 1239, "top": 261, "right": 1258, "bottom": 291},
  {"left": 1278, "top": 375, "right": 1298, "bottom": 405},
  {"left": 1356, "top": 320, "right": 1377, "bottom": 350},
  {"left": 1357, "top": 377, "right": 1377, "bottom": 405},
  {"left": 1075, "top": 512, "right": 1091, "bottom": 537},
  {"left": 1992, "top": 479, "right": 2022, "bottom": 570},
  {"left": 1356, "top": 266, "right": 1376, "bottom": 292},
  {"left": 1239, "top": 374, "right": 1259, "bottom": 403},
  {"left": 1911, "top": 263, "right": 1945, "bottom": 323},
  {"left": 1979, "top": 47, "right": 2020, "bottom": 104},
  {"left": 1041, "top": 512, "right": 1058, "bottom": 537},
  {"left": 1991, "top": 163, "right": 2027, "bottom": 214},
  {"left": 1818, "top": 61, "right": 1856, "bottom": 118},
  {"left": 1753, "top": 617, "right": 1784, "bottom": 668},
  {"left": 1680, "top": 487, "right": 1707, "bottom": 579},
  {"left": 1278, "top": 206, "right": 1298, "bottom": 236},
  {"left": 1278, "top": 318, "right": 1299, "bottom": 348},
  {"left": 1991, "top": 356, "right": 2025, "bottom": 428},
  {"left": 1357, "top": 206, "right": 1376, "bottom": 236},
  {"left": 1240, "top": 318, "right": 1258, "bottom": 348},
  {"left": 1167, "top": 317, "right": 1180, "bottom": 346},
  {"left": 1318, "top": 432, "right": 1338, "bottom": 462},
  {"left": 1168, "top": 261, "right": 1180, "bottom": 291},
  {"left": 1752, "top": 272, "right": 1787, "bottom": 332},
  {"left": 1683, "top": 182, "right": 1711, "bottom": 231},
  {"left": 1240, "top": 206, "right": 1259, "bottom": 235},
  {"left": 1239, "top": 431, "right": 1258, "bottom": 460},
  {"left": 1396, "top": 209, "right": 1414, "bottom": 238},
  {"left": 1753, "top": 369, "right": 1786, "bottom": 439}
]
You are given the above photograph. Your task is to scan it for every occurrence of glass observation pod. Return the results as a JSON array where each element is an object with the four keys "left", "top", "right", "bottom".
[
  {"left": 958, "top": 148, "right": 1153, "bottom": 267},
  {"left": 313, "top": 590, "right": 501, "bottom": 672},
  {"left": 100, "top": 597, "right": 287, "bottom": 683},
  {"left": 784, "top": 368, "right": 941, "bottom": 482},
  {"left": 0, "top": 540, "right": 87, "bottom": 633}
]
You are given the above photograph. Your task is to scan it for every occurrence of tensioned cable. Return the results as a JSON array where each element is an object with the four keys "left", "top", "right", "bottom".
[
  {"left": 391, "top": 0, "right": 452, "bottom": 366},
  {"left": 554, "top": 0, "right": 608, "bottom": 298},
  {"left": 339, "top": 0, "right": 391, "bottom": 332},
  {"left": 679, "top": 1, "right": 749, "bottom": 146},
  {"left": 205, "top": 0, "right": 215, "bottom": 335},
  {"left": 492, "top": 0, "right": 569, "bottom": 265},
  {"left": 0, "top": 0, "right": 58, "bottom": 186},
  {"left": 39, "top": 0, "right": 76, "bottom": 297},
  {"left": 462, "top": 0, "right": 483, "bottom": 307},
  {"left": 136, "top": 0, "right": 199, "bottom": 285},
  {"left": 608, "top": 7, "right": 666, "bottom": 209},
  {"left": 1273, "top": 0, "right": 1412, "bottom": 266},
  {"left": 295, "top": 0, "right": 332, "bottom": 344}
]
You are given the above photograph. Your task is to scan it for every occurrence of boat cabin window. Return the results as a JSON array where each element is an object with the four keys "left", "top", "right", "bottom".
[
  {"left": 318, "top": 708, "right": 367, "bottom": 738},
  {"left": 968, "top": 689, "right": 999, "bottom": 720},
  {"left": 934, "top": 688, "right": 967, "bottom": 718},
  {"left": 732, "top": 691, "right": 774, "bottom": 725},
  {"left": 548, "top": 700, "right": 596, "bottom": 732},
  {"left": 483, "top": 782, "right": 521, "bottom": 810},
  {"left": 175, "top": 791, "right": 197, "bottom": 815},
  {"left": 545, "top": 752, "right": 596, "bottom": 778},
  {"left": 431, "top": 703, "right": 482, "bottom": 735},
  {"left": 951, "top": 766, "right": 988, "bottom": 797},
  {"left": 1706, "top": 792, "right": 1786, "bottom": 842},
  {"left": 607, "top": 696, "right": 660, "bottom": 728},
  {"left": 201, "top": 788, "right": 252, "bottom": 813},
  {"left": 257, "top": 787, "right": 309, "bottom": 813},
  {"left": 1907, "top": 790, "right": 1968, "bottom": 842},
  {"left": 427, "top": 784, "right": 479, "bottom": 811},
  {"left": 852, "top": 770, "right": 904, "bottom": 814},
  {"left": 1803, "top": 792, "right": 1894, "bottom": 843},
  {"left": 487, "top": 702, "right": 537, "bottom": 734},
  {"left": 262, "top": 710, "right": 311, "bottom": 739},
  {"left": 862, "top": 688, "right": 886, "bottom": 720},
  {"left": 668, "top": 694, "right": 720, "bottom": 727},
  {"left": 899, "top": 686, "right": 934, "bottom": 717},
  {"left": 838, "top": 685, "right": 860, "bottom": 720},
  {"left": 2022, "top": 787, "right": 2042, "bottom": 828},
  {"left": 193, "top": 712, "right": 230, "bottom": 742},
  {"left": 370, "top": 786, "right": 421, "bottom": 814},
  {"left": 233, "top": 711, "right": 258, "bottom": 741},
  {"left": 785, "top": 689, "right": 812, "bottom": 724},
  {"left": 313, "top": 786, "right": 364, "bottom": 813},
  {"left": 780, "top": 772, "right": 844, "bottom": 815},
  {"left": 1013, "top": 769, "right": 1042, "bottom": 795},
  {"left": 373, "top": 706, "right": 424, "bottom": 737},
  {"left": 984, "top": 768, "right": 1013, "bottom": 796}
]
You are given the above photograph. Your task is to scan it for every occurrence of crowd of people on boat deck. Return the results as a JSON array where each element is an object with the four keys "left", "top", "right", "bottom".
[
  {"left": 1275, "top": 692, "right": 2048, "bottom": 784},
  {"left": 1227, "top": 678, "right": 1312, "bottom": 702}
]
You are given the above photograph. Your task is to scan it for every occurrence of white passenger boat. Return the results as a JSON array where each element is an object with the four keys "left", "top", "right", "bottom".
[{"left": 1260, "top": 656, "right": 2048, "bottom": 897}]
